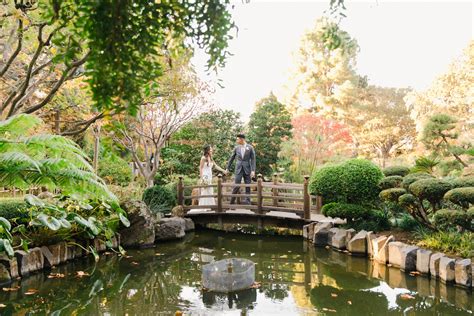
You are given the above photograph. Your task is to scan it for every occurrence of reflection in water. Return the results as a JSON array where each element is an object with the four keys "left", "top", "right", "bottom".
[{"left": 0, "top": 230, "right": 471, "bottom": 315}]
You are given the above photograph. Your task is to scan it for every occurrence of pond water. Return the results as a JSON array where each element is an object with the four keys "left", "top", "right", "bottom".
[{"left": 0, "top": 230, "right": 472, "bottom": 315}]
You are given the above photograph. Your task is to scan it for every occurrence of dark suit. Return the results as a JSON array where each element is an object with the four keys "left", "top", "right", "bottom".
[{"left": 226, "top": 143, "right": 256, "bottom": 204}]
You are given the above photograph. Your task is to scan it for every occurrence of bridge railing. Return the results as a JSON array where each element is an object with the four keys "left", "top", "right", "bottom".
[{"left": 177, "top": 174, "right": 322, "bottom": 220}]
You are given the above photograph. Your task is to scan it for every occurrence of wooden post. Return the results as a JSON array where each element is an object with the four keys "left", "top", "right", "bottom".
[
  {"left": 177, "top": 176, "right": 184, "bottom": 206},
  {"left": 217, "top": 174, "right": 223, "bottom": 213},
  {"left": 316, "top": 196, "right": 323, "bottom": 214},
  {"left": 257, "top": 174, "right": 263, "bottom": 214},
  {"left": 272, "top": 173, "right": 278, "bottom": 207},
  {"left": 303, "top": 175, "right": 310, "bottom": 220}
]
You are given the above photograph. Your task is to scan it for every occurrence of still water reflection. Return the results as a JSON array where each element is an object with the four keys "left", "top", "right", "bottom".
[{"left": 0, "top": 230, "right": 472, "bottom": 315}]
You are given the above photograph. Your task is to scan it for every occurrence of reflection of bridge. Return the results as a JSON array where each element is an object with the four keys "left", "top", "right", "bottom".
[{"left": 178, "top": 174, "right": 327, "bottom": 230}]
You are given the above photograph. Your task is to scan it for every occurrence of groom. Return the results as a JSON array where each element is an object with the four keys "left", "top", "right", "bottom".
[{"left": 225, "top": 133, "right": 256, "bottom": 205}]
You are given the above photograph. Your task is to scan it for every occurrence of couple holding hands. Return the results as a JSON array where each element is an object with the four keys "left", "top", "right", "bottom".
[{"left": 199, "top": 134, "right": 256, "bottom": 206}]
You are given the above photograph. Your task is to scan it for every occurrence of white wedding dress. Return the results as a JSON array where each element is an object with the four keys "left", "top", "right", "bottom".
[{"left": 199, "top": 162, "right": 216, "bottom": 206}]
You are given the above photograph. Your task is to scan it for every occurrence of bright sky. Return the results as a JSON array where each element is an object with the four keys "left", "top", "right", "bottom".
[{"left": 192, "top": 0, "right": 473, "bottom": 121}]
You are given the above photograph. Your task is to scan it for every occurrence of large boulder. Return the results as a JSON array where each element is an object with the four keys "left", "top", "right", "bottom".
[
  {"left": 416, "top": 249, "right": 432, "bottom": 275},
  {"left": 0, "top": 263, "right": 11, "bottom": 284},
  {"left": 15, "top": 248, "right": 44, "bottom": 276},
  {"left": 184, "top": 218, "right": 195, "bottom": 232},
  {"left": 328, "top": 228, "right": 348, "bottom": 249},
  {"left": 312, "top": 222, "right": 333, "bottom": 246},
  {"left": 439, "top": 256, "right": 456, "bottom": 283},
  {"left": 429, "top": 252, "right": 445, "bottom": 278},
  {"left": 347, "top": 230, "right": 368, "bottom": 255},
  {"left": 303, "top": 222, "right": 317, "bottom": 241},
  {"left": 155, "top": 217, "right": 186, "bottom": 241},
  {"left": 0, "top": 255, "right": 19, "bottom": 279},
  {"left": 454, "top": 259, "right": 472, "bottom": 288},
  {"left": 388, "top": 242, "right": 418, "bottom": 272},
  {"left": 119, "top": 200, "right": 156, "bottom": 248},
  {"left": 372, "top": 235, "right": 394, "bottom": 264}
]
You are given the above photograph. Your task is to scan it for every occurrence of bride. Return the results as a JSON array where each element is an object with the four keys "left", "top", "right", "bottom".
[{"left": 199, "top": 145, "right": 227, "bottom": 206}]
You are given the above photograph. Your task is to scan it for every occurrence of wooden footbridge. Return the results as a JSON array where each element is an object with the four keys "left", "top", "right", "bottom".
[{"left": 177, "top": 174, "right": 325, "bottom": 230}]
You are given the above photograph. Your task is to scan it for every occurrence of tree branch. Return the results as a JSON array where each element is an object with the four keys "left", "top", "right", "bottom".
[{"left": 0, "top": 18, "right": 23, "bottom": 77}]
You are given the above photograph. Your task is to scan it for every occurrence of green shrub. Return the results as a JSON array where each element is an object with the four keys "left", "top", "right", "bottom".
[
  {"left": 309, "top": 165, "right": 347, "bottom": 204},
  {"left": 408, "top": 178, "right": 452, "bottom": 206},
  {"left": 0, "top": 198, "right": 28, "bottom": 220},
  {"left": 98, "top": 155, "right": 132, "bottom": 186},
  {"left": 142, "top": 185, "right": 176, "bottom": 214},
  {"left": 398, "top": 193, "right": 417, "bottom": 208},
  {"left": 401, "top": 172, "right": 434, "bottom": 190},
  {"left": 398, "top": 213, "right": 422, "bottom": 231},
  {"left": 322, "top": 202, "right": 390, "bottom": 232},
  {"left": 378, "top": 175, "right": 403, "bottom": 190},
  {"left": 450, "top": 176, "right": 474, "bottom": 189},
  {"left": 382, "top": 166, "right": 410, "bottom": 177},
  {"left": 310, "top": 159, "right": 383, "bottom": 205},
  {"left": 433, "top": 209, "right": 473, "bottom": 231},
  {"left": 444, "top": 187, "right": 474, "bottom": 209},
  {"left": 379, "top": 188, "right": 406, "bottom": 202}
]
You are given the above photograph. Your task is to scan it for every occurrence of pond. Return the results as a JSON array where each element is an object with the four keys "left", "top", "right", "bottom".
[{"left": 0, "top": 230, "right": 472, "bottom": 315}]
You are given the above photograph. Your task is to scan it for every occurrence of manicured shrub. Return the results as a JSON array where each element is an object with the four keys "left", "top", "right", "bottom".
[
  {"left": 98, "top": 155, "right": 133, "bottom": 186},
  {"left": 142, "top": 185, "right": 176, "bottom": 214},
  {"left": 450, "top": 176, "right": 474, "bottom": 189},
  {"left": 401, "top": 172, "right": 434, "bottom": 190},
  {"left": 0, "top": 198, "right": 28, "bottom": 220},
  {"left": 379, "top": 188, "right": 406, "bottom": 202},
  {"left": 309, "top": 165, "right": 347, "bottom": 204},
  {"left": 408, "top": 178, "right": 452, "bottom": 207},
  {"left": 378, "top": 175, "right": 403, "bottom": 190},
  {"left": 398, "top": 193, "right": 417, "bottom": 208},
  {"left": 433, "top": 209, "right": 473, "bottom": 232},
  {"left": 382, "top": 166, "right": 410, "bottom": 177},
  {"left": 310, "top": 159, "right": 383, "bottom": 205},
  {"left": 444, "top": 187, "right": 474, "bottom": 209},
  {"left": 322, "top": 202, "right": 390, "bottom": 231}
]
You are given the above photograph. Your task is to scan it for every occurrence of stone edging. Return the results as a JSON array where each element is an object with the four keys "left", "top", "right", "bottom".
[
  {"left": 0, "top": 217, "right": 196, "bottom": 285},
  {"left": 303, "top": 222, "right": 473, "bottom": 289}
]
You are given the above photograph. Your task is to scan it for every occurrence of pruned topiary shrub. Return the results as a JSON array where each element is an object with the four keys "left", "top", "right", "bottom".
[
  {"left": 309, "top": 165, "right": 346, "bottom": 204},
  {"left": 408, "top": 178, "right": 452, "bottom": 209},
  {"left": 379, "top": 188, "right": 406, "bottom": 202},
  {"left": 444, "top": 187, "right": 474, "bottom": 209},
  {"left": 450, "top": 176, "right": 474, "bottom": 189},
  {"left": 322, "top": 202, "right": 390, "bottom": 232},
  {"left": 382, "top": 166, "right": 410, "bottom": 177},
  {"left": 401, "top": 172, "right": 434, "bottom": 190},
  {"left": 310, "top": 159, "right": 383, "bottom": 205},
  {"left": 433, "top": 209, "right": 473, "bottom": 232},
  {"left": 142, "top": 185, "right": 176, "bottom": 214},
  {"left": 378, "top": 175, "right": 403, "bottom": 190}
]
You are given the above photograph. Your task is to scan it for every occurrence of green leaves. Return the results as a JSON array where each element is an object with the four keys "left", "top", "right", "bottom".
[
  {"left": 0, "top": 239, "right": 14, "bottom": 257},
  {"left": 118, "top": 213, "right": 130, "bottom": 228},
  {"left": 37, "top": 213, "right": 62, "bottom": 231}
]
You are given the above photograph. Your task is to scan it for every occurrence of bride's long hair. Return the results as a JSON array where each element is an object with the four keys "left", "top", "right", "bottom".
[{"left": 203, "top": 145, "right": 212, "bottom": 166}]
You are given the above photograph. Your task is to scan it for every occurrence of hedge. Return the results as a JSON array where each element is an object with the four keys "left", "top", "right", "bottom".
[
  {"left": 382, "top": 166, "right": 410, "bottom": 177},
  {"left": 0, "top": 198, "right": 28, "bottom": 220},
  {"left": 378, "top": 176, "right": 403, "bottom": 190},
  {"left": 444, "top": 187, "right": 474, "bottom": 209}
]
